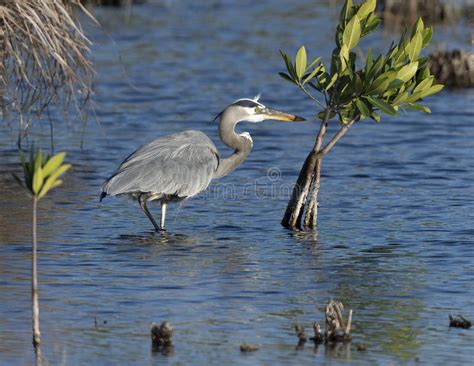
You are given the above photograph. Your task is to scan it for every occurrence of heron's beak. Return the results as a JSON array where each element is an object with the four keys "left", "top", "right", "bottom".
[{"left": 262, "top": 108, "right": 305, "bottom": 122}]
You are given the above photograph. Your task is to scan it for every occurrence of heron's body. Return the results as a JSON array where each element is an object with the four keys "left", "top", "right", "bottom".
[
  {"left": 100, "top": 96, "right": 303, "bottom": 231},
  {"left": 101, "top": 130, "right": 219, "bottom": 201}
]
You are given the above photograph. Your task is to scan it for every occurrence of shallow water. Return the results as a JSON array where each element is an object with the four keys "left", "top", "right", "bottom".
[{"left": 1, "top": 1, "right": 473, "bottom": 365}]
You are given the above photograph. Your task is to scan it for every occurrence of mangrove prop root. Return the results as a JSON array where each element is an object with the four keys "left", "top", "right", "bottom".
[
  {"left": 150, "top": 321, "right": 174, "bottom": 346},
  {"left": 295, "top": 300, "right": 353, "bottom": 347}
]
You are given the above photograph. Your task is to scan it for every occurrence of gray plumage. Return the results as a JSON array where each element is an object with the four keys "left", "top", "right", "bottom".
[
  {"left": 102, "top": 131, "right": 218, "bottom": 200},
  {"left": 100, "top": 96, "right": 304, "bottom": 231}
]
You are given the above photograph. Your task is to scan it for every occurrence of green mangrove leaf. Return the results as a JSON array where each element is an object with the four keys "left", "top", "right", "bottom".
[
  {"left": 365, "top": 48, "right": 373, "bottom": 75},
  {"left": 366, "top": 76, "right": 389, "bottom": 95},
  {"left": 279, "top": 72, "right": 295, "bottom": 84},
  {"left": 370, "top": 111, "right": 381, "bottom": 123},
  {"left": 355, "top": 98, "right": 370, "bottom": 117},
  {"left": 392, "top": 90, "right": 409, "bottom": 105},
  {"left": 38, "top": 176, "right": 64, "bottom": 200},
  {"left": 340, "top": 0, "right": 353, "bottom": 24},
  {"left": 326, "top": 72, "right": 338, "bottom": 90},
  {"left": 295, "top": 46, "right": 307, "bottom": 81},
  {"left": 34, "top": 149, "right": 43, "bottom": 171},
  {"left": 365, "top": 96, "right": 397, "bottom": 116},
  {"left": 307, "top": 57, "right": 322, "bottom": 71},
  {"left": 33, "top": 166, "right": 44, "bottom": 195},
  {"left": 343, "top": 15, "right": 361, "bottom": 50},
  {"left": 396, "top": 61, "right": 418, "bottom": 82},
  {"left": 388, "top": 79, "right": 405, "bottom": 90},
  {"left": 421, "top": 27, "right": 433, "bottom": 48},
  {"left": 412, "top": 17, "right": 424, "bottom": 36},
  {"left": 280, "top": 51, "right": 297, "bottom": 80},
  {"left": 407, "top": 33, "right": 422, "bottom": 61},
  {"left": 354, "top": 73, "right": 364, "bottom": 94},
  {"left": 420, "top": 84, "right": 444, "bottom": 98},
  {"left": 367, "top": 55, "right": 385, "bottom": 80},
  {"left": 413, "top": 76, "right": 434, "bottom": 95},
  {"left": 361, "top": 13, "right": 380, "bottom": 36},
  {"left": 42, "top": 152, "right": 66, "bottom": 178},
  {"left": 339, "top": 45, "right": 349, "bottom": 72},
  {"left": 357, "top": 0, "right": 376, "bottom": 20},
  {"left": 303, "top": 65, "right": 322, "bottom": 85},
  {"left": 406, "top": 103, "right": 431, "bottom": 113},
  {"left": 42, "top": 163, "right": 71, "bottom": 194}
]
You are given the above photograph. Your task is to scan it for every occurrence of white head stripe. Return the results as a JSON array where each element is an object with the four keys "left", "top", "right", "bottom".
[{"left": 232, "top": 97, "right": 265, "bottom": 108}]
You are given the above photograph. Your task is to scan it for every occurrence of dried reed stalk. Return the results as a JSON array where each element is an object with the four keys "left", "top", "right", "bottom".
[{"left": 0, "top": 0, "right": 97, "bottom": 146}]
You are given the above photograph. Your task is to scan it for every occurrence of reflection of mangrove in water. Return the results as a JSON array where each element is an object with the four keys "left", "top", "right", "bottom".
[{"left": 328, "top": 244, "right": 425, "bottom": 361}]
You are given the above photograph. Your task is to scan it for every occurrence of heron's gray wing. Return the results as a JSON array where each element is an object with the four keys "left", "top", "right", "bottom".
[{"left": 102, "top": 130, "right": 219, "bottom": 198}]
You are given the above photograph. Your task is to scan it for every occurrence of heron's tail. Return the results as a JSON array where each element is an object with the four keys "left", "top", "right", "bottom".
[{"left": 100, "top": 192, "right": 107, "bottom": 202}]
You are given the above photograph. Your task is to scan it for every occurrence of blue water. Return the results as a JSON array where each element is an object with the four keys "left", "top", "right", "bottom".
[{"left": 0, "top": 1, "right": 473, "bottom": 365}]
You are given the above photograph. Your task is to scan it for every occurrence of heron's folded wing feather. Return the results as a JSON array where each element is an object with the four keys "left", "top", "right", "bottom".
[{"left": 102, "top": 131, "right": 219, "bottom": 198}]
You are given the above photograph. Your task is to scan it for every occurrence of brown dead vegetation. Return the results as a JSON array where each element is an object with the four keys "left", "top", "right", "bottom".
[{"left": 0, "top": 0, "right": 96, "bottom": 146}]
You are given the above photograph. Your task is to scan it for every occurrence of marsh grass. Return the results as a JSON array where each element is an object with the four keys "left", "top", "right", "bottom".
[{"left": 0, "top": 0, "right": 97, "bottom": 146}]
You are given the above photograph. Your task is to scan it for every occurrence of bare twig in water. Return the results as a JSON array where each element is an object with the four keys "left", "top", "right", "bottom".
[
  {"left": 294, "top": 323, "right": 307, "bottom": 342},
  {"left": 294, "top": 323, "right": 307, "bottom": 349},
  {"left": 449, "top": 315, "right": 472, "bottom": 329},
  {"left": 240, "top": 342, "right": 259, "bottom": 352},
  {"left": 310, "top": 322, "right": 324, "bottom": 344}
]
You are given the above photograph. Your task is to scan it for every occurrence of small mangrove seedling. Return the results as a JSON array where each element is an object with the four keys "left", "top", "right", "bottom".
[
  {"left": 13, "top": 148, "right": 71, "bottom": 361},
  {"left": 279, "top": 0, "right": 444, "bottom": 229}
]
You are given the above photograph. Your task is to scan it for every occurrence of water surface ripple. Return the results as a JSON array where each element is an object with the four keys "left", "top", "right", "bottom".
[{"left": 0, "top": 1, "right": 473, "bottom": 365}]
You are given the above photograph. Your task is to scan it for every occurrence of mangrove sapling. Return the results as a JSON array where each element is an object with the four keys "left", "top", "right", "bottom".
[
  {"left": 279, "top": 0, "right": 444, "bottom": 229},
  {"left": 13, "top": 148, "right": 71, "bottom": 363}
]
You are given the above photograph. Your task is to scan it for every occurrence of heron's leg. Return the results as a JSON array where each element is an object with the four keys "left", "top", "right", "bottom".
[
  {"left": 138, "top": 194, "right": 161, "bottom": 232},
  {"left": 160, "top": 201, "right": 167, "bottom": 230}
]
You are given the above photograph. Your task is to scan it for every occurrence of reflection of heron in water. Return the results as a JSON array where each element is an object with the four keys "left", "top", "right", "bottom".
[{"left": 100, "top": 96, "right": 304, "bottom": 231}]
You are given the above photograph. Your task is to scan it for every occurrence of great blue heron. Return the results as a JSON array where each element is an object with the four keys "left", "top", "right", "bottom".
[{"left": 100, "top": 96, "right": 304, "bottom": 231}]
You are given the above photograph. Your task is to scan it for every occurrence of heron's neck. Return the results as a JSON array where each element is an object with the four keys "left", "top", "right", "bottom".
[{"left": 213, "top": 109, "right": 253, "bottom": 179}]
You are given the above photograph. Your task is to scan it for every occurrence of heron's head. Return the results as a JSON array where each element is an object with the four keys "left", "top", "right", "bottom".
[{"left": 215, "top": 94, "right": 305, "bottom": 123}]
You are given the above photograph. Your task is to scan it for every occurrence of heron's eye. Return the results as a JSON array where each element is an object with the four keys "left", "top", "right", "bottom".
[{"left": 255, "top": 106, "right": 262, "bottom": 113}]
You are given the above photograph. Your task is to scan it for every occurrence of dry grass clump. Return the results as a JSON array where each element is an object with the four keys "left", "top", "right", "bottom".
[{"left": 0, "top": 0, "right": 97, "bottom": 146}]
